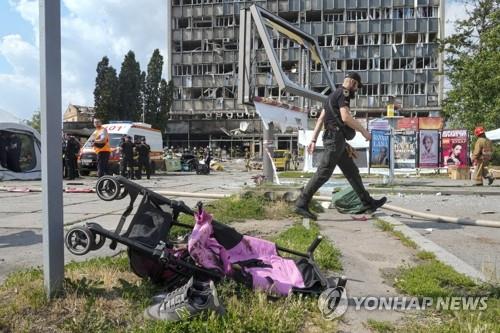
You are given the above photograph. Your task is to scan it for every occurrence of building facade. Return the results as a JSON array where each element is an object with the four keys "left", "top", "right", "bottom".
[{"left": 168, "top": 0, "right": 444, "bottom": 149}]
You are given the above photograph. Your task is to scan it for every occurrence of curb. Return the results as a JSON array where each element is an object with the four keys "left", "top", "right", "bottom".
[
  {"left": 367, "top": 187, "right": 500, "bottom": 196},
  {"left": 374, "top": 213, "right": 488, "bottom": 283}
]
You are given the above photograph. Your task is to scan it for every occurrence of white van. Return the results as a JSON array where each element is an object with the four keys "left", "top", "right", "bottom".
[{"left": 78, "top": 122, "right": 163, "bottom": 176}]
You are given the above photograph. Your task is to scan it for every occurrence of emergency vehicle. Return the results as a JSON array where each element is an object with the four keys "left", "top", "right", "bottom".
[{"left": 78, "top": 122, "right": 163, "bottom": 176}]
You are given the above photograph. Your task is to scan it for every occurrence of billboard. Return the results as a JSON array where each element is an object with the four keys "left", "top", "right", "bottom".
[
  {"left": 394, "top": 133, "right": 417, "bottom": 169},
  {"left": 442, "top": 129, "right": 468, "bottom": 167},
  {"left": 370, "top": 130, "right": 390, "bottom": 168},
  {"left": 418, "top": 117, "right": 444, "bottom": 130},
  {"left": 418, "top": 130, "right": 440, "bottom": 168},
  {"left": 396, "top": 118, "right": 419, "bottom": 131}
]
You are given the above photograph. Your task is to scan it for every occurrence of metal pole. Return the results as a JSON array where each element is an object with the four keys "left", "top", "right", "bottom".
[
  {"left": 165, "top": 0, "right": 172, "bottom": 82},
  {"left": 263, "top": 122, "right": 274, "bottom": 182},
  {"left": 40, "top": 0, "right": 64, "bottom": 297}
]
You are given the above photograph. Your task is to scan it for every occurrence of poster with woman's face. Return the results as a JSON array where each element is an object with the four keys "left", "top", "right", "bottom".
[
  {"left": 418, "top": 130, "right": 439, "bottom": 168},
  {"left": 370, "top": 130, "right": 390, "bottom": 168},
  {"left": 442, "top": 130, "right": 468, "bottom": 167}
]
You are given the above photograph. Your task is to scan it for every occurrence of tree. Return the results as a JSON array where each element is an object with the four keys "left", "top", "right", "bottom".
[
  {"left": 139, "top": 71, "right": 147, "bottom": 122},
  {"left": 94, "top": 56, "right": 120, "bottom": 123},
  {"left": 26, "top": 110, "right": 41, "bottom": 133},
  {"left": 118, "top": 51, "right": 142, "bottom": 121},
  {"left": 143, "top": 49, "right": 164, "bottom": 129},
  {"left": 158, "top": 79, "right": 175, "bottom": 133},
  {"left": 440, "top": 0, "right": 500, "bottom": 131}
]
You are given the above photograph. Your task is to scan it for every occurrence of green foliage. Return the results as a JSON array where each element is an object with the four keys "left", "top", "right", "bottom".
[
  {"left": 93, "top": 56, "right": 120, "bottom": 123},
  {"left": 440, "top": 0, "right": 500, "bottom": 130},
  {"left": 144, "top": 49, "right": 164, "bottom": 130},
  {"left": 158, "top": 79, "right": 174, "bottom": 134},
  {"left": 25, "top": 110, "right": 41, "bottom": 133},
  {"left": 366, "top": 319, "right": 396, "bottom": 333},
  {"left": 395, "top": 259, "right": 477, "bottom": 298},
  {"left": 272, "top": 222, "right": 342, "bottom": 271},
  {"left": 118, "top": 50, "right": 142, "bottom": 121},
  {"left": 278, "top": 171, "right": 315, "bottom": 178},
  {"left": 374, "top": 219, "right": 417, "bottom": 249},
  {"left": 416, "top": 251, "right": 436, "bottom": 261}
]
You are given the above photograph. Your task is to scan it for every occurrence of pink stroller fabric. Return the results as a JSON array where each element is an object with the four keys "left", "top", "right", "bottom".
[{"left": 188, "top": 210, "right": 305, "bottom": 295}]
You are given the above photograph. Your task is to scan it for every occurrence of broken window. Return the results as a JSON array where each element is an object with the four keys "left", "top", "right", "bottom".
[
  {"left": 346, "top": 10, "right": 368, "bottom": 21},
  {"left": 392, "top": 8, "right": 404, "bottom": 19},
  {"left": 394, "top": 34, "right": 403, "bottom": 44},
  {"left": 193, "top": 17, "right": 213, "bottom": 28},
  {"left": 215, "top": 16, "right": 234, "bottom": 27},
  {"left": 176, "top": 18, "right": 190, "bottom": 29},
  {"left": 174, "top": 65, "right": 191, "bottom": 76},
  {"left": 369, "top": 8, "right": 381, "bottom": 20},
  {"left": 404, "top": 8, "right": 414, "bottom": 18},
  {"left": 181, "top": 40, "right": 202, "bottom": 52},
  {"left": 324, "top": 13, "right": 344, "bottom": 22},
  {"left": 381, "top": 34, "right": 392, "bottom": 44},
  {"left": 193, "top": 64, "right": 212, "bottom": 75},
  {"left": 380, "top": 84, "right": 390, "bottom": 95}
]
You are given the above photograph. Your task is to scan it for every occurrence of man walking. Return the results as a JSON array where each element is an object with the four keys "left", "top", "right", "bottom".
[
  {"left": 472, "top": 126, "right": 495, "bottom": 186},
  {"left": 91, "top": 118, "right": 111, "bottom": 178},
  {"left": 294, "top": 72, "right": 387, "bottom": 220}
]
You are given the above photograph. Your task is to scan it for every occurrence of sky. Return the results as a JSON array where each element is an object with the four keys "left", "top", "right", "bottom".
[{"left": 0, "top": 0, "right": 469, "bottom": 121}]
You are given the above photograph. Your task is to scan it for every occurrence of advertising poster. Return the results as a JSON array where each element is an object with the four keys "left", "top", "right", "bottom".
[
  {"left": 442, "top": 129, "right": 468, "bottom": 167},
  {"left": 418, "top": 130, "right": 439, "bottom": 168},
  {"left": 396, "top": 118, "right": 419, "bottom": 131},
  {"left": 370, "top": 130, "right": 390, "bottom": 168},
  {"left": 394, "top": 133, "right": 417, "bottom": 169},
  {"left": 418, "top": 117, "right": 444, "bottom": 130}
]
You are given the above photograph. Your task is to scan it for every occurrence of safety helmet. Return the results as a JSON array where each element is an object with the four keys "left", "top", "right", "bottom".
[{"left": 474, "top": 126, "right": 485, "bottom": 137}]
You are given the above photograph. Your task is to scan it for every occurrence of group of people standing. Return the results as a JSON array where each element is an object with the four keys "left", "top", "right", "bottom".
[{"left": 119, "top": 134, "right": 151, "bottom": 180}]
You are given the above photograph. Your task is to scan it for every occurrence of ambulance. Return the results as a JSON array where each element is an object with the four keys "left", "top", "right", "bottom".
[{"left": 78, "top": 122, "right": 163, "bottom": 176}]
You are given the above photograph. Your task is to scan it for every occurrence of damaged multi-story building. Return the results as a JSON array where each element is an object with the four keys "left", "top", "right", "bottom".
[{"left": 166, "top": 0, "right": 444, "bottom": 155}]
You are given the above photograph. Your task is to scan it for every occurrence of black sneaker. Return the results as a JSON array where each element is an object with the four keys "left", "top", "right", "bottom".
[
  {"left": 488, "top": 177, "right": 494, "bottom": 186},
  {"left": 144, "top": 280, "right": 225, "bottom": 321},
  {"left": 294, "top": 205, "right": 318, "bottom": 220}
]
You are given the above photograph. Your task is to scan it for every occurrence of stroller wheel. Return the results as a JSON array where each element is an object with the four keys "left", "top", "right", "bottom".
[
  {"left": 65, "top": 227, "right": 95, "bottom": 255},
  {"left": 96, "top": 177, "right": 121, "bottom": 201}
]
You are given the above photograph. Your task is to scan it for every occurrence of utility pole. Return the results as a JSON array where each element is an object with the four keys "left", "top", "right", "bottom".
[{"left": 40, "top": 0, "right": 64, "bottom": 297}]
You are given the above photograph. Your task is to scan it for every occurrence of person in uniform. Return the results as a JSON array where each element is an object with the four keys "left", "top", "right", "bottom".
[
  {"left": 472, "top": 126, "right": 494, "bottom": 186},
  {"left": 91, "top": 118, "right": 111, "bottom": 178},
  {"left": 294, "top": 72, "right": 387, "bottom": 220},
  {"left": 120, "top": 135, "right": 135, "bottom": 179},
  {"left": 136, "top": 138, "right": 151, "bottom": 179},
  {"left": 64, "top": 134, "right": 81, "bottom": 180}
]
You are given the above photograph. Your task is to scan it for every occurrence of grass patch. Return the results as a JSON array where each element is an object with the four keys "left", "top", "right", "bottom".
[
  {"left": 278, "top": 171, "right": 315, "bottom": 178},
  {"left": 272, "top": 222, "right": 342, "bottom": 272},
  {"left": 416, "top": 251, "right": 436, "bottom": 261},
  {"left": 0, "top": 216, "right": 341, "bottom": 332},
  {"left": 366, "top": 319, "right": 396, "bottom": 333},
  {"left": 391, "top": 260, "right": 500, "bottom": 332},
  {"left": 374, "top": 219, "right": 417, "bottom": 249},
  {"left": 395, "top": 260, "right": 478, "bottom": 298}
]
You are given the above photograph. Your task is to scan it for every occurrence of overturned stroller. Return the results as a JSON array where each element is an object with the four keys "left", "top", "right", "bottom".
[{"left": 65, "top": 176, "right": 346, "bottom": 320}]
